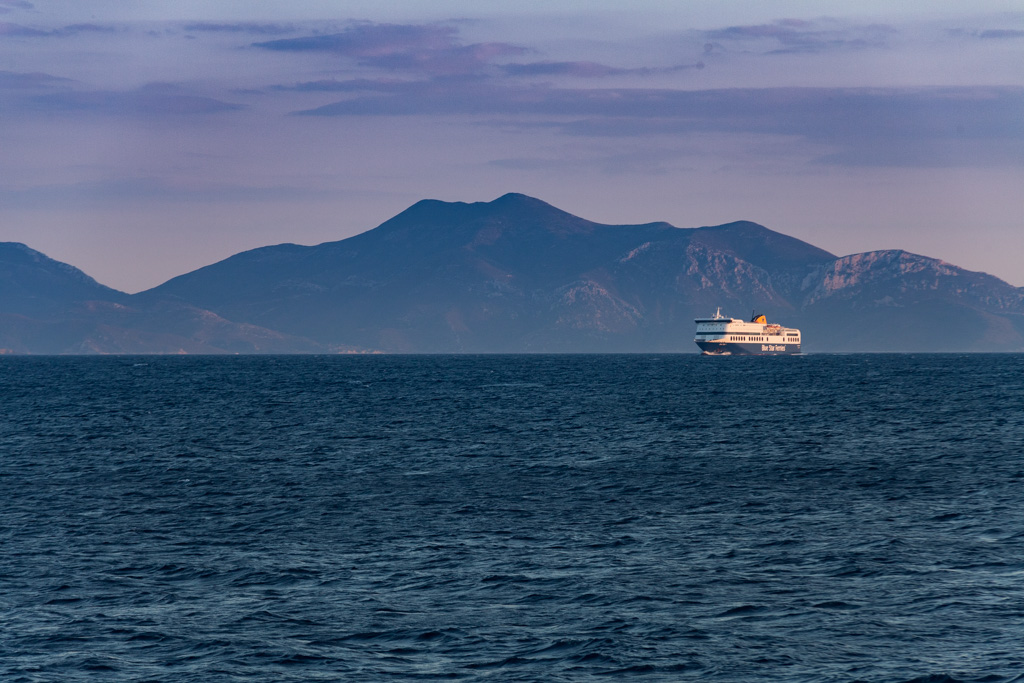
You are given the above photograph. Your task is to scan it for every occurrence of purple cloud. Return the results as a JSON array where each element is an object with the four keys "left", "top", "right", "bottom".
[
  {"left": 501, "top": 61, "right": 627, "bottom": 78},
  {"left": 500, "top": 61, "right": 704, "bottom": 78},
  {"left": 51, "top": 23, "right": 118, "bottom": 37},
  {"left": 979, "top": 29, "right": 1024, "bottom": 39},
  {"left": 182, "top": 21, "right": 295, "bottom": 36},
  {"left": 705, "top": 19, "right": 896, "bottom": 54},
  {"left": 0, "top": 21, "right": 46, "bottom": 36},
  {"left": 60, "top": 23, "right": 116, "bottom": 34},
  {"left": 0, "top": 69, "right": 71, "bottom": 89},
  {"left": 0, "top": 21, "right": 118, "bottom": 37},
  {"left": 0, "top": 1, "right": 33, "bottom": 14},
  {"left": 31, "top": 83, "right": 243, "bottom": 115},
  {"left": 293, "top": 83, "right": 1024, "bottom": 167},
  {"left": 273, "top": 78, "right": 416, "bottom": 93},
  {"left": 255, "top": 23, "right": 457, "bottom": 54},
  {"left": 254, "top": 22, "right": 526, "bottom": 75}
]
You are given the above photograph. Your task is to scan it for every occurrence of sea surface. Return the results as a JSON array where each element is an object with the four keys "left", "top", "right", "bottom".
[{"left": 2, "top": 354, "right": 1024, "bottom": 682}]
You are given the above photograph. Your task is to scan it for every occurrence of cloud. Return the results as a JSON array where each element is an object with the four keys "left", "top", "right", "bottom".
[
  {"left": 255, "top": 22, "right": 457, "bottom": 54},
  {"left": 0, "top": 20, "right": 46, "bottom": 36},
  {"left": 30, "top": 83, "right": 243, "bottom": 116},
  {"left": 254, "top": 22, "right": 527, "bottom": 76},
  {"left": 51, "top": 23, "right": 118, "bottom": 36},
  {"left": 0, "top": 21, "right": 118, "bottom": 37},
  {"left": 0, "top": 69, "right": 71, "bottom": 89},
  {"left": 272, "top": 78, "right": 416, "bottom": 93},
  {"left": 293, "top": 78, "right": 528, "bottom": 116},
  {"left": 501, "top": 61, "right": 630, "bottom": 78},
  {"left": 293, "top": 83, "right": 1024, "bottom": 168},
  {"left": 0, "top": 1, "right": 32, "bottom": 14},
  {"left": 979, "top": 29, "right": 1024, "bottom": 39},
  {"left": 704, "top": 19, "right": 896, "bottom": 54},
  {"left": 500, "top": 61, "right": 704, "bottom": 78},
  {"left": 259, "top": 22, "right": 698, "bottom": 84},
  {"left": 182, "top": 21, "right": 295, "bottom": 36}
]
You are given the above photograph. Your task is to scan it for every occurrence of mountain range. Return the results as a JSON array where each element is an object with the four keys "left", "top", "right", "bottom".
[{"left": 3, "top": 193, "right": 1023, "bottom": 353}]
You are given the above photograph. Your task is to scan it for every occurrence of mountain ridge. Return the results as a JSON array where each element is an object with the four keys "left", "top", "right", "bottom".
[{"left": 2, "top": 194, "right": 1022, "bottom": 353}]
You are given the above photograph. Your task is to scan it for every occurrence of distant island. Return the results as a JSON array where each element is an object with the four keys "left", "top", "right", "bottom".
[{"left": 3, "top": 193, "right": 1023, "bottom": 354}]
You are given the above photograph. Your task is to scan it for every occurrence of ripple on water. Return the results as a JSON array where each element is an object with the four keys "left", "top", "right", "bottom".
[{"left": 2, "top": 354, "right": 1024, "bottom": 681}]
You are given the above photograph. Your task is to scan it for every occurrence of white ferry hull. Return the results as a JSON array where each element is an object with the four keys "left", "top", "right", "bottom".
[{"left": 696, "top": 340, "right": 800, "bottom": 355}]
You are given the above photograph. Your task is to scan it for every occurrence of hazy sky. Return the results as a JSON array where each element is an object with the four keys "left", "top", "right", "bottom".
[{"left": 2, "top": 0, "right": 1022, "bottom": 292}]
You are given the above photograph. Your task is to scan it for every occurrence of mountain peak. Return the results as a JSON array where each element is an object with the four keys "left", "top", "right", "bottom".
[
  {"left": 489, "top": 192, "right": 553, "bottom": 208},
  {"left": 2, "top": 241, "right": 48, "bottom": 262},
  {"left": 1, "top": 241, "right": 121, "bottom": 295},
  {"left": 369, "top": 193, "right": 596, "bottom": 243},
  {"left": 0, "top": 242, "right": 127, "bottom": 321}
]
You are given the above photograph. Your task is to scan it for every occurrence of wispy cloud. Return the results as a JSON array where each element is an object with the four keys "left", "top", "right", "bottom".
[
  {"left": 272, "top": 78, "right": 415, "bottom": 93},
  {"left": 499, "top": 60, "right": 704, "bottom": 78},
  {"left": 51, "top": 23, "right": 117, "bottom": 37},
  {"left": 293, "top": 84, "right": 1024, "bottom": 168},
  {"left": 182, "top": 21, "right": 296, "bottom": 36},
  {"left": 257, "top": 21, "right": 703, "bottom": 82},
  {"left": 254, "top": 22, "right": 527, "bottom": 76},
  {"left": 0, "top": 69, "right": 71, "bottom": 89},
  {"left": 30, "top": 83, "right": 243, "bottom": 116},
  {"left": 979, "top": 29, "right": 1024, "bottom": 39},
  {"left": 0, "top": 20, "right": 45, "bottom": 36},
  {"left": 0, "top": 1, "right": 33, "bottom": 14},
  {"left": 0, "top": 20, "right": 117, "bottom": 37},
  {"left": 947, "top": 27, "right": 1024, "bottom": 41},
  {"left": 704, "top": 19, "right": 897, "bottom": 54}
]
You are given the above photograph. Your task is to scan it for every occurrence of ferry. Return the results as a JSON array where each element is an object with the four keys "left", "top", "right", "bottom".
[{"left": 695, "top": 308, "right": 801, "bottom": 355}]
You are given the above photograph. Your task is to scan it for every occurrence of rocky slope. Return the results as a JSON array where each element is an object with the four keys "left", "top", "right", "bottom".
[{"left": 796, "top": 250, "right": 1024, "bottom": 351}]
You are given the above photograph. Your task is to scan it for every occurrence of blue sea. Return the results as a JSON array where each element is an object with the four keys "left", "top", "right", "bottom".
[{"left": 2, "top": 354, "right": 1024, "bottom": 682}]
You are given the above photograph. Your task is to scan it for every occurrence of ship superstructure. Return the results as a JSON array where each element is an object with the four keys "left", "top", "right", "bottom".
[{"left": 695, "top": 308, "right": 801, "bottom": 355}]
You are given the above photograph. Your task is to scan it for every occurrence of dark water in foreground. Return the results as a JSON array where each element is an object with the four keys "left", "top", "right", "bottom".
[{"left": 2, "top": 354, "right": 1024, "bottom": 682}]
